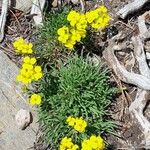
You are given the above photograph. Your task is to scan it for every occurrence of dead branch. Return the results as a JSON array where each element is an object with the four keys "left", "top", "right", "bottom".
[
  {"left": 131, "top": 90, "right": 149, "bottom": 122},
  {"left": 138, "top": 11, "right": 150, "bottom": 40},
  {"left": 103, "top": 35, "right": 150, "bottom": 148},
  {"left": 103, "top": 39, "right": 150, "bottom": 90},
  {"left": 117, "top": 0, "right": 150, "bottom": 19},
  {"left": 0, "top": 0, "right": 9, "bottom": 42},
  {"left": 104, "top": 9, "right": 150, "bottom": 147},
  {"left": 132, "top": 36, "right": 150, "bottom": 77},
  {"left": 131, "top": 35, "right": 150, "bottom": 148},
  {"left": 146, "top": 52, "right": 150, "bottom": 60},
  {"left": 129, "top": 89, "right": 150, "bottom": 148},
  {"left": 30, "top": 0, "right": 46, "bottom": 26}
]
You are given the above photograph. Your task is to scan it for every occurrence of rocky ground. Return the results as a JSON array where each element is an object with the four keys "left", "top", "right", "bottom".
[
  {"left": 0, "top": 50, "right": 38, "bottom": 149},
  {"left": 0, "top": 0, "right": 150, "bottom": 149}
]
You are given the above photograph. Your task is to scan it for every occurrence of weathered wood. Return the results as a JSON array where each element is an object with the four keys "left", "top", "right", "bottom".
[
  {"left": 0, "top": 0, "right": 45, "bottom": 42},
  {"left": 117, "top": 0, "right": 150, "bottom": 19},
  {"left": 0, "top": 0, "right": 8, "bottom": 42},
  {"left": 30, "top": 0, "right": 46, "bottom": 26},
  {"left": 0, "top": 50, "right": 38, "bottom": 150},
  {"left": 103, "top": 10, "right": 150, "bottom": 147},
  {"left": 8, "top": 0, "right": 32, "bottom": 11},
  {"left": 103, "top": 38, "right": 150, "bottom": 90}
]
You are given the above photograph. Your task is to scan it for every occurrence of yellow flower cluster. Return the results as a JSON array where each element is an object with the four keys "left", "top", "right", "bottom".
[
  {"left": 60, "top": 137, "right": 79, "bottom": 150},
  {"left": 28, "top": 93, "right": 42, "bottom": 105},
  {"left": 16, "top": 56, "right": 43, "bottom": 84},
  {"left": 67, "top": 10, "right": 87, "bottom": 31},
  {"left": 85, "top": 6, "right": 110, "bottom": 29},
  {"left": 81, "top": 135, "right": 105, "bottom": 150},
  {"left": 60, "top": 117, "right": 105, "bottom": 150},
  {"left": 57, "top": 10, "right": 87, "bottom": 49},
  {"left": 58, "top": 6, "right": 110, "bottom": 49},
  {"left": 13, "top": 38, "right": 33, "bottom": 54},
  {"left": 66, "top": 116, "right": 87, "bottom": 133}
]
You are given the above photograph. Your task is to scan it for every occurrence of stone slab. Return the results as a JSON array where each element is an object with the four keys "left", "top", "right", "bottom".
[{"left": 0, "top": 50, "right": 38, "bottom": 150}]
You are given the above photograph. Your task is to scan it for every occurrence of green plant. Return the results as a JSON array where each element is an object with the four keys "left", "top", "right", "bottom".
[
  {"left": 34, "top": 7, "right": 70, "bottom": 64},
  {"left": 37, "top": 55, "right": 116, "bottom": 149}
]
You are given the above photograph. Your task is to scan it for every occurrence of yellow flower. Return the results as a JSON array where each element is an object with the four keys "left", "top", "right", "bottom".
[
  {"left": 28, "top": 43, "right": 33, "bottom": 49},
  {"left": 57, "top": 26, "right": 69, "bottom": 35},
  {"left": 81, "top": 139, "right": 92, "bottom": 150},
  {"left": 58, "top": 34, "right": 70, "bottom": 44},
  {"left": 65, "top": 35, "right": 76, "bottom": 48},
  {"left": 70, "top": 28, "right": 86, "bottom": 43},
  {"left": 17, "top": 56, "right": 43, "bottom": 84},
  {"left": 22, "top": 64, "right": 33, "bottom": 70},
  {"left": 20, "top": 68, "right": 27, "bottom": 75},
  {"left": 58, "top": 11, "right": 88, "bottom": 49},
  {"left": 70, "top": 29, "right": 79, "bottom": 41},
  {"left": 90, "top": 135, "right": 105, "bottom": 150},
  {"left": 13, "top": 38, "right": 33, "bottom": 54},
  {"left": 65, "top": 42, "right": 74, "bottom": 49},
  {"left": 23, "top": 56, "right": 30, "bottom": 63},
  {"left": 67, "top": 10, "right": 80, "bottom": 27},
  {"left": 81, "top": 135, "right": 105, "bottom": 150},
  {"left": 30, "top": 57, "right": 37, "bottom": 65},
  {"left": 58, "top": 26, "right": 70, "bottom": 43},
  {"left": 16, "top": 72, "right": 32, "bottom": 84},
  {"left": 76, "top": 29, "right": 86, "bottom": 38},
  {"left": 66, "top": 116, "right": 76, "bottom": 126},
  {"left": 58, "top": 7, "right": 110, "bottom": 49},
  {"left": 71, "top": 144, "right": 79, "bottom": 150},
  {"left": 22, "top": 77, "right": 31, "bottom": 84},
  {"left": 85, "top": 10, "right": 98, "bottom": 24},
  {"left": 60, "top": 137, "right": 79, "bottom": 150},
  {"left": 16, "top": 75, "right": 23, "bottom": 81},
  {"left": 29, "top": 94, "right": 42, "bottom": 105},
  {"left": 66, "top": 116, "right": 87, "bottom": 132},
  {"left": 85, "top": 6, "right": 110, "bottom": 30},
  {"left": 74, "top": 117, "right": 87, "bottom": 133},
  {"left": 96, "top": 6, "right": 108, "bottom": 13},
  {"left": 22, "top": 49, "right": 28, "bottom": 54},
  {"left": 28, "top": 49, "right": 33, "bottom": 54},
  {"left": 23, "top": 56, "right": 36, "bottom": 65},
  {"left": 34, "top": 72, "right": 43, "bottom": 80},
  {"left": 34, "top": 66, "right": 42, "bottom": 72},
  {"left": 60, "top": 137, "right": 73, "bottom": 149},
  {"left": 75, "top": 14, "right": 87, "bottom": 30},
  {"left": 34, "top": 66, "right": 43, "bottom": 80}
]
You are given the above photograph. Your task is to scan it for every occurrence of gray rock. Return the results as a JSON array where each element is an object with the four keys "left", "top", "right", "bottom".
[
  {"left": 15, "top": 109, "right": 31, "bottom": 130},
  {"left": 0, "top": 50, "right": 38, "bottom": 150}
]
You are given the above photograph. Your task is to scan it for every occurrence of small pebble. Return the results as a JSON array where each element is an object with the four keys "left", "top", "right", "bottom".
[{"left": 15, "top": 109, "right": 31, "bottom": 130}]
